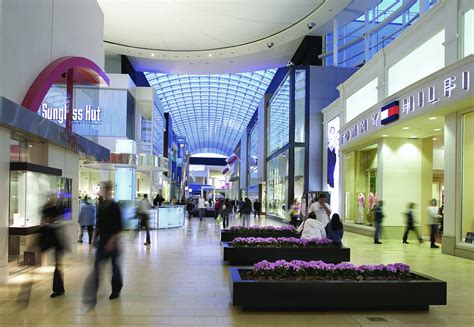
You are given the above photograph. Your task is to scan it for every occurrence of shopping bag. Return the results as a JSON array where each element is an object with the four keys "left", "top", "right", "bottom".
[{"left": 216, "top": 214, "right": 223, "bottom": 224}]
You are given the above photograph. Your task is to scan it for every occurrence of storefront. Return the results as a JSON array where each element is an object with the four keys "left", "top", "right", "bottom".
[
  {"left": 322, "top": 1, "right": 473, "bottom": 258},
  {"left": 264, "top": 65, "right": 356, "bottom": 221}
]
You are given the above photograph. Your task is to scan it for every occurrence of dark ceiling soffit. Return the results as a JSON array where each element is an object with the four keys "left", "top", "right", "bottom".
[
  {"left": 122, "top": 55, "right": 150, "bottom": 87},
  {"left": 189, "top": 157, "right": 227, "bottom": 166},
  {"left": 291, "top": 36, "right": 323, "bottom": 66},
  {"left": 0, "top": 97, "right": 110, "bottom": 161}
]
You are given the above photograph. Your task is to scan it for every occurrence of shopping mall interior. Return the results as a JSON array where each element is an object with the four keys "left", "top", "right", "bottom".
[{"left": 0, "top": 0, "right": 473, "bottom": 326}]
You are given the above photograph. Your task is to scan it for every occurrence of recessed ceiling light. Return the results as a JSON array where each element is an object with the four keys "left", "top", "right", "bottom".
[
  {"left": 382, "top": 134, "right": 388, "bottom": 137},
  {"left": 409, "top": 136, "right": 417, "bottom": 139},
  {"left": 434, "top": 128, "right": 442, "bottom": 131},
  {"left": 433, "top": 138, "right": 438, "bottom": 141},
  {"left": 402, "top": 127, "right": 410, "bottom": 130},
  {"left": 150, "top": 53, "right": 155, "bottom": 57},
  {"left": 208, "top": 54, "right": 213, "bottom": 57},
  {"left": 429, "top": 117, "right": 437, "bottom": 120}
]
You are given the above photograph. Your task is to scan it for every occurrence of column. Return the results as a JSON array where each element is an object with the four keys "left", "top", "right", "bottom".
[{"left": 0, "top": 127, "right": 10, "bottom": 284}]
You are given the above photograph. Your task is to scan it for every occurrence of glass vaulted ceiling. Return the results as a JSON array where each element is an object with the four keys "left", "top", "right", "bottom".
[{"left": 145, "top": 69, "right": 276, "bottom": 156}]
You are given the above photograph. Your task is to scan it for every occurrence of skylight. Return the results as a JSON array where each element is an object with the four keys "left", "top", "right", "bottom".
[{"left": 145, "top": 69, "right": 276, "bottom": 155}]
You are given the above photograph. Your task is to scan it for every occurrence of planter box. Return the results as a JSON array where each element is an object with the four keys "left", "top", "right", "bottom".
[
  {"left": 229, "top": 268, "right": 446, "bottom": 311},
  {"left": 223, "top": 243, "right": 350, "bottom": 265},
  {"left": 220, "top": 230, "right": 298, "bottom": 242}
]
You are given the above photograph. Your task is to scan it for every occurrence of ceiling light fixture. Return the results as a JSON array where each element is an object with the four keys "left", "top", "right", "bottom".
[
  {"left": 382, "top": 134, "right": 388, "bottom": 137},
  {"left": 409, "top": 136, "right": 417, "bottom": 139},
  {"left": 208, "top": 54, "right": 213, "bottom": 57},
  {"left": 434, "top": 128, "right": 442, "bottom": 131},
  {"left": 307, "top": 22, "right": 316, "bottom": 30},
  {"left": 402, "top": 127, "right": 410, "bottom": 130},
  {"left": 433, "top": 138, "right": 438, "bottom": 141},
  {"left": 150, "top": 53, "right": 155, "bottom": 57},
  {"left": 267, "top": 42, "right": 274, "bottom": 48},
  {"left": 429, "top": 116, "right": 437, "bottom": 120}
]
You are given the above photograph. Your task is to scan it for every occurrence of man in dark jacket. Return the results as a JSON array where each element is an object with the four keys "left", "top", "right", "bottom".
[
  {"left": 253, "top": 200, "right": 261, "bottom": 218},
  {"left": 374, "top": 200, "right": 384, "bottom": 244},
  {"left": 83, "top": 181, "right": 123, "bottom": 309}
]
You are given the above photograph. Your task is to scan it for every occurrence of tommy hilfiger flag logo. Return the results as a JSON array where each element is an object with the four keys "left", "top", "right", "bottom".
[{"left": 381, "top": 101, "right": 400, "bottom": 125}]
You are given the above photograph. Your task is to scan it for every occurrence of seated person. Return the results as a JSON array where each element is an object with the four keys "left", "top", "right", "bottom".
[
  {"left": 326, "top": 213, "right": 344, "bottom": 247},
  {"left": 297, "top": 212, "right": 327, "bottom": 239}
]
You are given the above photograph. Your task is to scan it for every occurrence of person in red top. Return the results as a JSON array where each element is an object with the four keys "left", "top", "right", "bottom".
[{"left": 215, "top": 199, "right": 222, "bottom": 218}]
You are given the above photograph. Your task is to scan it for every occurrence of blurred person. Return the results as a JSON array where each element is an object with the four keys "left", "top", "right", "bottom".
[
  {"left": 138, "top": 194, "right": 152, "bottom": 245},
  {"left": 297, "top": 212, "right": 327, "bottom": 239},
  {"left": 289, "top": 199, "right": 300, "bottom": 227},
  {"left": 253, "top": 199, "right": 261, "bottom": 218},
  {"left": 153, "top": 194, "right": 159, "bottom": 207},
  {"left": 83, "top": 181, "right": 123, "bottom": 309},
  {"left": 402, "top": 202, "right": 423, "bottom": 244},
  {"left": 374, "top": 200, "right": 384, "bottom": 244},
  {"left": 39, "top": 197, "right": 66, "bottom": 298},
  {"left": 427, "top": 199, "right": 442, "bottom": 248},
  {"left": 308, "top": 194, "right": 331, "bottom": 226},
  {"left": 239, "top": 198, "right": 252, "bottom": 226},
  {"left": 215, "top": 198, "right": 222, "bottom": 218},
  {"left": 197, "top": 195, "right": 205, "bottom": 222},
  {"left": 326, "top": 213, "right": 344, "bottom": 247},
  {"left": 78, "top": 195, "right": 96, "bottom": 244},
  {"left": 222, "top": 198, "right": 233, "bottom": 229},
  {"left": 186, "top": 199, "right": 194, "bottom": 219}
]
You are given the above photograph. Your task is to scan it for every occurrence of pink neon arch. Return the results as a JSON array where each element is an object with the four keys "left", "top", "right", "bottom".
[{"left": 21, "top": 56, "right": 110, "bottom": 112}]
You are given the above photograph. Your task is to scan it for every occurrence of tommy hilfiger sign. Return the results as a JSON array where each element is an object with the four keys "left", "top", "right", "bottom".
[{"left": 339, "top": 62, "right": 472, "bottom": 147}]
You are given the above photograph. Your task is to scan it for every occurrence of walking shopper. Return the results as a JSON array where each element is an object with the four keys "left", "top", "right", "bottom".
[
  {"left": 308, "top": 194, "right": 332, "bottom": 226},
  {"left": 39, "top": 198, "right": 66, "bottom": 298},
  {"left": 78, "top": 195, "right": 96, "bottom": 244},
  {"left": 138, "top": 194, "right": 152, "bottom": 245},
  {"left": 83, "top": 181, "right": 123, "bottom": 309},
  {"left": 402, "top": 202, "right": 423, "bottom": 244},
  {"left": 373, "top": 200, "right": 384, "bottom": 244},
  {"left": 326, "top": 213, "right": 344, "bottom": 247},
  {"left": 197, "top": 195, "right": 205, "bottom": 221},
  {"left": 289, "top": 199, "right": 300, "bottom": 227},
  {"left": 239, "top": 197, "right": 252, "bottom": 226},
  {"left": 427, "top": 199, "right": 442, "bottom": 248},
  {"left": 222, "top": 198, "right": 232, "bottom": 229},
  {"left": 186, "top": 199, "right": 194, "bottom": 219},
  {"left": 253, "top": 199, "right": 261, "bottom": 218}
]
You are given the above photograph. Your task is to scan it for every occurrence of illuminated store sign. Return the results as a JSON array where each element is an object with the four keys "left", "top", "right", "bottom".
[
  {"left": 340, "top": 65, "right": 471, "bottom": 146},
  {"left": 40, "top": 103, "right": 102, "bottom": 124}
]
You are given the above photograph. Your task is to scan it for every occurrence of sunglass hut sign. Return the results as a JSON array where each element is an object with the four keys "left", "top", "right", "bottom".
[
  {"left": 340, "top": 69, "right": 471, "bottom": 146},
  {"left": 39, "top": 103, "right": 102, "bottom": 124}
]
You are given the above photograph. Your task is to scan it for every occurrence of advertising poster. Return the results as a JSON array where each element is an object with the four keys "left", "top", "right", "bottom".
[{"left": 327, "top": 116, "right": 340, "bottom": 215}]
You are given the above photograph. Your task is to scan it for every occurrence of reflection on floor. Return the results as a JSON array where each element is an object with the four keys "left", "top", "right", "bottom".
[{"left": 0, "top": 215, "right": 473, "bottom": 326}]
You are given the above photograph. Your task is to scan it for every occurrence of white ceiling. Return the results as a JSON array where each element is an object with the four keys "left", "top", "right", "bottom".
[{"left": 98, "top": 0, "right": 360, "bottom": 74}]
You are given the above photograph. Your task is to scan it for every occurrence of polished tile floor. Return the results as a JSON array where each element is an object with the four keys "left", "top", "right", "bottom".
[{"left": 1, "top": 215, "right": 473, "bottom": 326}]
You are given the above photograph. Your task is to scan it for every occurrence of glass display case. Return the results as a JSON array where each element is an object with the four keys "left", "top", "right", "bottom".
[{"left": 9, "top": 167, "right": 72, "bottom": 228}]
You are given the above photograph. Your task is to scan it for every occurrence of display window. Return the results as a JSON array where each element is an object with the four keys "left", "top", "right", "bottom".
[
  {"left": 266, "top": 150, "right": 289, "bottom": 219},
  {"left": 343, "top": 144, "right": 378, "bottom": 226},
  {"left": 10, "top": 171, "right": 72, "bottom": 227},
  {"left": 461, "top": 111, "right": 474, "bottom": 244}
]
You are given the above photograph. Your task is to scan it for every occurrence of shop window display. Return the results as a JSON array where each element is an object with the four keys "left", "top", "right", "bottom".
[
  {"left": 9, "top": 171, "right": 72, "bottom": 227},
  {"left": 344, "top": 145, "right": 378, "bottom": 226},
  {"left": 266, "top": 151, "right": 289, "bottom": 219},
  {"left": 461, "top": 111, "right": 474, "bottom": 243}
]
